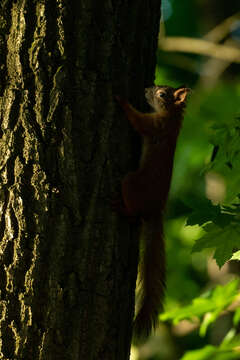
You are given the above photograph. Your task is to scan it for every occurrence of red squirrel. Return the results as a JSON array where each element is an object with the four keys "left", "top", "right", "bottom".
[{"left": 115, "top": 85, "right": 190, "bottom": 341}]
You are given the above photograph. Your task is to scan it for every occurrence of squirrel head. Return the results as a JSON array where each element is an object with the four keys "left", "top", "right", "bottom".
[{"left": 145, "top": 85, "right": 191, "bottom": 114}]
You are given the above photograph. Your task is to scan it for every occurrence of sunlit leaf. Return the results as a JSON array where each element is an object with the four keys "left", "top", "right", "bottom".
[
  {"left": 233, "top": 308, "right": 240, "bottom": 327},
  {"left": 200, "top": 311, "right": 220, "bottom": 337},
  {"left": 180, "top": 345, "right": 217, "bottom": 360},
  {"left": 181, "top": 343, "right": 240, "bottom": 360},
  {"left": 221, "top": 329, "right": 236, "bottom": 346},
  {"left": 231, "top": 250, "right": 240, "bottom": 262},
  {"left": 160, "top": 280, "right": 239, "bottom": 334}
]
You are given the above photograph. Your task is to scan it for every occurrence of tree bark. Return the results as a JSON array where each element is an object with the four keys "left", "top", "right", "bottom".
[{"left": 0, "top": 1, "right": 161, "bottom": 359}]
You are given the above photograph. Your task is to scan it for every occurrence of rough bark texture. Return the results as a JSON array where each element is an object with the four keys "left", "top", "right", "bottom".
[{"left": 0, "top": 1, "right": 161, "bottom": 359}]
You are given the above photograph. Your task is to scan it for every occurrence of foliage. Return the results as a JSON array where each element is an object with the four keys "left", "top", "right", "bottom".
[
  {"left": 172, "top": 89, "right": 240, "bottom": 359},
  {"left": 161, "top": 81, "right": 240, "bottom": 303},
  {"left": 161, "top": 280, "right": 239, "bottom": 335},
  {"left": 153, "top": 58, "right": 240, "bottom": 360},
  {"left": 183, "top": 197, "right": 239, "bottom": 267},
  {"left": 183, "top": 112, "right": 240, "bottom": 267},
  {"left": 180, "top": 339, "right": 240, "bottom": 360},
  {"left": 135, "top": 2, "right": 240, "bottom": 360},
  {"left": 160, "top": 280, "right": 240, "bottom": 359}
]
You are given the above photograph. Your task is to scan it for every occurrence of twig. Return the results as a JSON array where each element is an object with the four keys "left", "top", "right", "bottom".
[{"left": 159, "top": 36, "right": 240, "bottom": 64}]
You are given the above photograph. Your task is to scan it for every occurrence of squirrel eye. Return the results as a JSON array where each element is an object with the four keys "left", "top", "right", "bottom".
[{"left": 159, "top": 92, "right": 166, "bottom": 98}]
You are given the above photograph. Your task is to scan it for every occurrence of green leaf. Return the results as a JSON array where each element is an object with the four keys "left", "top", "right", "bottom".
[
  {"left": 200, "top": 311, "right": 221, "bottom": 337},
  {"left": 199, "top": 280, "right": 239, "bottom": 335},
  {"left": 160, "top": 280, "right": 239, "bottom": 334},
  {"left": 211, "top": 279, "right": 239, "bottom": 305},
  {"left": 221, "top": 328, "right": 236, "bottom": 346},
  {"left": 213, "top": 351, "right": 240, "bottom": 360},
  {"left": 213, "top": 213, "right": 235, "bottom": 228},
  {"left": 218, "top": 333, "right": 240, "bottom": 360},
  {"left": 192, "top": 223, "right": 240, "bottom": 268},
  {"left": 231, "top": 250, "right": 240, "bottom": 261},
  {"left": 181, "top": 342, "right": 240, "bottom": 360},
  {"left": 214, "top": 245, "right": 236, "bottom": 268},
  {"left": 185, "top": 198, "right": 221, "bottom": 226},
  {"left": 180, "top": 345, "right": 217, "bottom": 360},
  {"left": 160, "top": 297, "right": 214, "bottom": 324},
  {"left": 207, "top": 116, "right": 240, "bottom": 202},
  {"left": 233, "top": 308, "right": 240, "bottom": 327}
]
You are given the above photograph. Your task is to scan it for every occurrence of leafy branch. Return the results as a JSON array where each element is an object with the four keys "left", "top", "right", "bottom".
[
  {"left": 185, "top": 116, "right": 240, "bottom": 268},
  {"left": 161, "top": 280, "right": 240, "bottom": 360}
]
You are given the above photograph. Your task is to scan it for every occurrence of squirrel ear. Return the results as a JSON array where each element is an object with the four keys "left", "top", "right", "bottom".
[{"left": 173, "top": 87, "right": 191, "bottom": 105}]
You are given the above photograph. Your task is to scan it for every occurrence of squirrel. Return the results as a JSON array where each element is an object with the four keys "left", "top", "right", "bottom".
[{"left": 115, "top": 85, "right": 190, "bottom": 341}]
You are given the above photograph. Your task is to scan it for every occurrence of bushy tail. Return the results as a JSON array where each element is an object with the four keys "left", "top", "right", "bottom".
[{"left": 133, "top": 216, "right": 166, "bottom": 342}]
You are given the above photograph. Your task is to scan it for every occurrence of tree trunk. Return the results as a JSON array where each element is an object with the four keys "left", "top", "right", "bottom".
[{"left": 0, "top": 1, "right": 161, "bottom": 359}]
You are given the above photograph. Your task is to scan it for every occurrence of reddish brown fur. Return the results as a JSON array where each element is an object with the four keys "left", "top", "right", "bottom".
[{"left": 115, "top": 86, "right": 190, "bottom": 341}]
